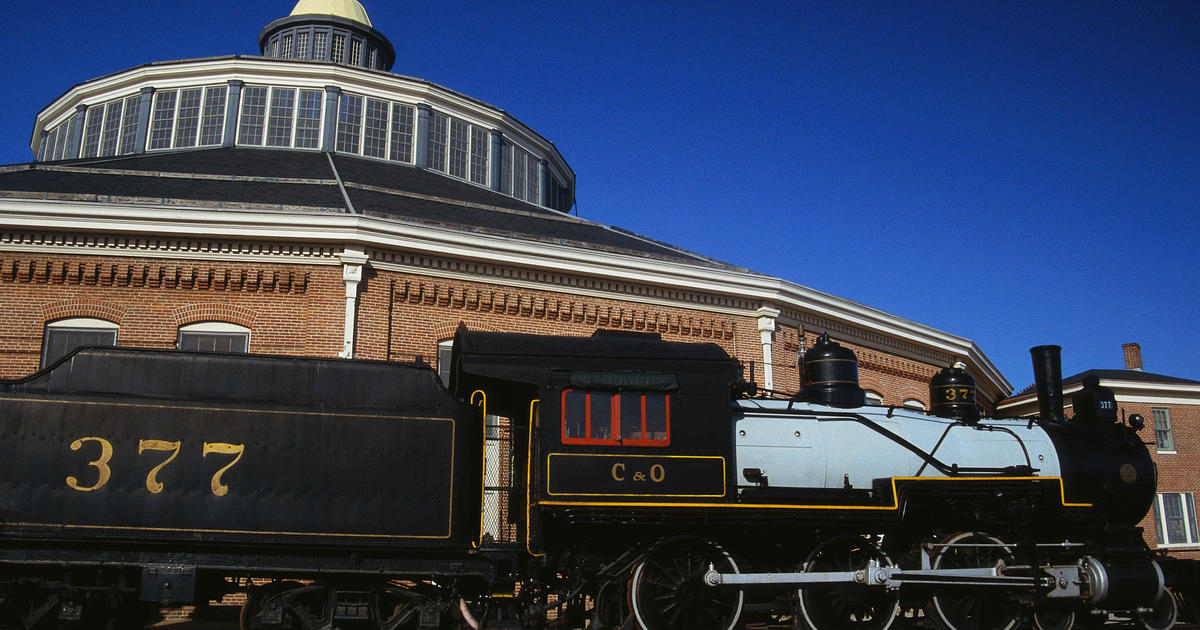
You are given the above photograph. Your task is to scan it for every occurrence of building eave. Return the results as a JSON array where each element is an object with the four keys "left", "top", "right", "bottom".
[
  {"left": 0, "top": 197, "right": 1009, "bottom": 395},
  {"left": 997, "top": 378, "right": 1200, "bottom": 414}
]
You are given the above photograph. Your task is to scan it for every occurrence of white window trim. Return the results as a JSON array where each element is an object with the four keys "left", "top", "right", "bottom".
[
  {"left": 147, "top": 89, "right": 178, "bottom": 152},
  {"left": 265, "top": 87, "right": 298, "bottom": 148},
  {"left": 42, "top": 318, "right": 120, "bottom": 367},
  {"left": 48, "top": 317, "right": 119, "bottom": 330},
  {"left": 1155, "top": 492, "right": 1199, "bottom": 548},
  {"left": 179, "top": 322, "right": 249, "bottom": 334},
  {"left": 174, "top": 87, "right": 205, "bottom": 149},
  {"left": 237, "top": 85, "right": 270, "bottom": 147},
  {"left": 178, "top": 321, "right": 250, "bottom": 352},
  {"left": 99, "top": 99, "right": 124, "bottom": 156},
  {"left": 81, "top": 106, "right": 104, "bottom": 158},
  {"left": 197, "top": 86, "right": 228, "bottom": 147},
  {"left": 1152, "top": 407, "right": 1175, "bottom": 452}
]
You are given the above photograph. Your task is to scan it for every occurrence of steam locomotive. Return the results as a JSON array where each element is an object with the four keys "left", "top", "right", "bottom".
[{"left": 0, "top": 327, "right": 1184, "bottom": 630}]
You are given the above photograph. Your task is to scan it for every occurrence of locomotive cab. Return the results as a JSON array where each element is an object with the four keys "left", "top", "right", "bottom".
[{"left": 449, "top": 327, "right": 742, "bottom": 553}]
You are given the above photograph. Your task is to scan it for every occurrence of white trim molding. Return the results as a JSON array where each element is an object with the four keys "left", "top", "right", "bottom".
[
  {"left": 997, "top": 378, "right": 1200, "bottom": 416},
  {"left": 337, "top": 246, "right": 369, "bottom": 358},
  {"left": 756, "top": 306, "right": 780, "bottom": 391}
]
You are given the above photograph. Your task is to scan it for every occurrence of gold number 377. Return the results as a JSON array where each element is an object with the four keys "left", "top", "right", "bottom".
[
  {"left": 66, "top": 437, "right": 244, "bottom": 496},
  {"left": 65, "top": 437, "right": 113, "bottom": 492}
]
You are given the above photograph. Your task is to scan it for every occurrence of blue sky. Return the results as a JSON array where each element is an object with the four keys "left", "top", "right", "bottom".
[{"left": 1, "top": 1, "right": 1197, "bottom": 390}]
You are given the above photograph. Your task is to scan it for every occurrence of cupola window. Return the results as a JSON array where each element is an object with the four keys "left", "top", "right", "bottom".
[
  {"left": 296, "top": 32, "right": 310, "bottom": 59},
  {"left": 331, "top": 34, "right": 345, "bottom": 62},
  {"left": 314, "top": 32, "right": 328, "bottom": 60}
]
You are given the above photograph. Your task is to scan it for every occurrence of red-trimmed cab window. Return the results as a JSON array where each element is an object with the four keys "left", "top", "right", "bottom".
[{"left": 561, "top": 389, "right": 670, "bottom": 446}]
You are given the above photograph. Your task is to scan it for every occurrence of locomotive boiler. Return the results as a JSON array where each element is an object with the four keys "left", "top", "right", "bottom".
[{"left": 0, "top": 327, "right": 1185, "bottom": 630}]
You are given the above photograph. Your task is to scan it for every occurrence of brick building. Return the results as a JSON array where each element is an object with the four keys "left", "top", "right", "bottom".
[
  {"left": 997, "top": 343, "right": 1200, "bottom": 559},
  {"left": 0, "top": 0, "right": 1012, "bottom": 415}
]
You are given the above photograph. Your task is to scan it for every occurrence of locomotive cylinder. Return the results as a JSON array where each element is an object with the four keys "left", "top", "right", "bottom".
[
  {"left": 1083, "top": 557, "right": 1164, "bottom": 609},
  {"left": 1030, "top": 345, "right": 1066, "bottom": 423}
]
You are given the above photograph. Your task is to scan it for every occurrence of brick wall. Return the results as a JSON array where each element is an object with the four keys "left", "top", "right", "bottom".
[
  {"left": 354, "top": 269, "right": 747, "bottom": 365},
  {"left": 0, "top": 250, "right": 946, "bottom": 407},
  {"left": 1126, "top": 400, "right": 1200, "bottom": 559},
  {"left": 0, "top": 252, "right": 345, "bottom": 377}
]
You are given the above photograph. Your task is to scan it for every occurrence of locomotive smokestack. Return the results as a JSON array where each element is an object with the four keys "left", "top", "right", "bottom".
[{"left": 1030, "top": 345, "right": 1065, "bottom": 423}]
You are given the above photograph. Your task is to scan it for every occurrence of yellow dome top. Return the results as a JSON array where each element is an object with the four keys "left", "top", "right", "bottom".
[{"left": 289, "top": 0, "right": 372, "bottom": 27}]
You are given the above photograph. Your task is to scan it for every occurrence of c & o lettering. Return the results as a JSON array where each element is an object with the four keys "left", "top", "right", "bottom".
[
  {"left": 610, "top": 462, "right": 625, "bottom": 481},
  {"left": 608, "top": 461, "right": 668, "bottom": 484}
]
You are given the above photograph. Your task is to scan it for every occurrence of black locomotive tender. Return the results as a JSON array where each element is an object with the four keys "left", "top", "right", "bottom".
[{"left": 0, "top": 327, "right": 1191, "bottom": 630}]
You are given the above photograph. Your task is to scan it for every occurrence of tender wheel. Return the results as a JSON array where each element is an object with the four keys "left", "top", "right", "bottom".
[
  {"left": 1032, "top": 607, "right": 1076, "bottom": 630},
  {"left": 795, "top": 536, "right": 899, "bottom": 630},
  {"left": 0, "top": 585, "right": 61, "bottom": 630},
  {"left": 628, "top": 536, "right": 744, "bottom": 630},
  {"left": 371, "top": 587, "right": 427, "bottom": 630},
  {"left": 240, "top": 582, "right": 297, "bottom": 630},
  {"left": 925, "top": 532, "right": 1021, "bottom": 630},
  {"left": 1136, "top": 588, "right": 1178, "bottom": 630}
]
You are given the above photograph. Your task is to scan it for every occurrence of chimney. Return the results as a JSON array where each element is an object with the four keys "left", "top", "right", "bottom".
[
  {"left": 1122, "top": 342, "right": 1143, "bottom": 371},
  {"left": 1031, "top": 345, "right": 1066, "bottom": 423}
]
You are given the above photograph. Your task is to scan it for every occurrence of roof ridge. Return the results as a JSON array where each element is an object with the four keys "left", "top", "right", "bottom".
[
  {"left": 605, "top": 224, "right": 746, "bottom": 270},
  {"left": 345, "top": 180, "right": 590, "bottom": 225}
]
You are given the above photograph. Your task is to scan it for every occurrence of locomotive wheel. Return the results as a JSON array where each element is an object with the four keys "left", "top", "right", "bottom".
[
  {"left": 1136, "top": 588, "right": 1178, "bottom": 630},
  {"left": 1031, "top": 607, "right": 1075, "bottom": 630},
  {"left": 628, "top": 536, "right": 743, "bottom": 630},
  {"left": 925, "top": 532, "right": 1021, "bottom": 630},
  {"left": 592, "top": 579, "right": 630, "bottom": 628},
  {"left": 795, "top": 536, "right": 899, "bottom": 630}
]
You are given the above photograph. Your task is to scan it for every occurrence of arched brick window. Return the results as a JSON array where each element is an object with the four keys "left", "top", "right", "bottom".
[
  {"left": 178, "top": 321, "right": 250, "bottom": 353},
  {"left": 42, "top": 317, "right": 119, "bottom": 367}
]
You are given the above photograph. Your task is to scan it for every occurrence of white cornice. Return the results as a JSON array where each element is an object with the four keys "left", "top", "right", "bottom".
[
  {"left": 0, "top": 197, "right": 1008, "bottom": 393},
  {"left": 998, "top": 379, "right": 1200, "bottom": 412}
]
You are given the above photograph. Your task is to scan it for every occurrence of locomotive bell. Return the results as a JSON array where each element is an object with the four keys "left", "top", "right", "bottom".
[
  {"left": 799, "top": 333, "right": 865, "bottom": 408},
  {"left": 929, "top": 362, "right": 980, "bottom": 423}
]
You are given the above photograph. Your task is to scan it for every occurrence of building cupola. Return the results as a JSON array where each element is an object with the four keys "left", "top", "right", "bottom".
[{"left": 259, "top": 0, "right": 395, "bottom": 71}]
